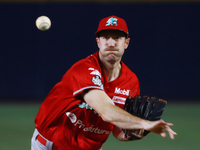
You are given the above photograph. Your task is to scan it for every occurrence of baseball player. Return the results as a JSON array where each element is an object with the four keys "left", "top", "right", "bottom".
[{"left": 31, "top": 15, "right": 177, "bottom": 150}]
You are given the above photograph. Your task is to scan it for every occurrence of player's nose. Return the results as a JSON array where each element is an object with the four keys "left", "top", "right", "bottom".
[{"left": 107, "top": 38, "right": 116, "bottom": 46}]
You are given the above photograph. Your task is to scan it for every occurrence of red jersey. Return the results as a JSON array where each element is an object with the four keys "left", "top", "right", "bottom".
[{"left": 35, "top": 52, "right": 140, "bottom": 150}]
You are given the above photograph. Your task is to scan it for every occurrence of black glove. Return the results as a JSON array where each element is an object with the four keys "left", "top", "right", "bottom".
[{"left": 123, "top": 95, "right": 167, "bottom": 141}]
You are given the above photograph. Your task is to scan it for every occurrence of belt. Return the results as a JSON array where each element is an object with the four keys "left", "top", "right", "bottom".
[{"left": 36, "top": 134, "right": 60, "bottom": 150}]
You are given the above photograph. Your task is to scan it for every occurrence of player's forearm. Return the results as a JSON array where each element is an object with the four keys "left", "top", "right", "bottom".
[
  {"left": 101, "top": 103, "right": 148, "bottom": 130},
  {"left": 83, "top": 89, "right": 147, "bottom": 130}
]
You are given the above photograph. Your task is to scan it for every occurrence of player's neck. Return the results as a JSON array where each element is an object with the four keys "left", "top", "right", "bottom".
[{"left": 100, "top": 59, "right": 122, "bottom": 82}]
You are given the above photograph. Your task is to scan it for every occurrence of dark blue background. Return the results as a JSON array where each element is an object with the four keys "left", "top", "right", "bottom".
[{"left": 0, "top": 2, "right": 200, "bottom": 102}]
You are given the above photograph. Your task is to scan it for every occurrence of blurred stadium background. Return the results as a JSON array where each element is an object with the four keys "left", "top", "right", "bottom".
[{"left": 0, "top": 0, "right": 200, "bottom": 149}]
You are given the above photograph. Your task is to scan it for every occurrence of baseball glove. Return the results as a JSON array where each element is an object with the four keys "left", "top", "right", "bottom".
[{"left": 123, "top": 95, "right": 167, "bottom": 141}]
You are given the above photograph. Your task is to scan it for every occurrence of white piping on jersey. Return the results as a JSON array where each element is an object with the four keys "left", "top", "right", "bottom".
[{"left": 73, "top": 86, "right": 104, "bottom": 96}]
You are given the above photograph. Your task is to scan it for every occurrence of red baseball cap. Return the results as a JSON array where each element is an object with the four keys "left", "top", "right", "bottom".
[{"left": 95, "top": 15, "right": 129, "bottom": 37}]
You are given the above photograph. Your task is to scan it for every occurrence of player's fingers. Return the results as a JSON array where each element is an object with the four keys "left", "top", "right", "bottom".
[
  {"left": 169, "top": 132, "right": 175, "bottom": 139},
  {"left": 159, "top": 120, "right": 173, "bottom": 126},
  {"left": 165, "top": 122, "right": 174, "bottom": 126},
  {"left": 160, "top": 132, "right": 166, "bottom": 138},
  {"left": 164, "top": 125, "right": 177, "bottom": 139},
  {"left": 165, "top": 125, "right": 177, "bottom": 135}
]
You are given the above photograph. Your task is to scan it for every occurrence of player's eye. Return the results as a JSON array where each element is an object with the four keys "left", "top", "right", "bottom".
[
  {"left": 105, "top": 36, "right": 109, "bottom": 40},
  {"left": 101, "top": 36, "right": 108, "bottom": 40},
  {"left": 113, "top": 37, "right": 120, "bottom": 40}
]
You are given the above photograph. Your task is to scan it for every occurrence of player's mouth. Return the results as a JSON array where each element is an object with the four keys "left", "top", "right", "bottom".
[{"left": 105, "top": 48, "right": 118, "bottom": 51}]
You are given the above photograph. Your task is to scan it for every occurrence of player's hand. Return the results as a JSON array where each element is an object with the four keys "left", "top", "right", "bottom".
[
  {"left": 113, "top": 127, "right": 145, "bottom": 141},
  {"left": 112, "top": 127, "right": 129, "bottom": 141},
  {"left": 145, "top": 119, "right": 177, "bottom": 139}
]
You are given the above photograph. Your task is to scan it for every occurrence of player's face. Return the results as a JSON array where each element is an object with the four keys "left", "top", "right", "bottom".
[{"left": 96, "top": 30, "right": 130, "bottom": 63}]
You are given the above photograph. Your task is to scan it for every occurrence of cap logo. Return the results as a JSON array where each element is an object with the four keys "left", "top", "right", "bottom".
[{"left": 106, "top": 17, "right": 118, "bottom": 26}]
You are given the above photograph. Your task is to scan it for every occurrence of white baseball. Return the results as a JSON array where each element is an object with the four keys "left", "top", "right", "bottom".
[{"left": 36, "top": 16, "right": 51, "bottom": 31}]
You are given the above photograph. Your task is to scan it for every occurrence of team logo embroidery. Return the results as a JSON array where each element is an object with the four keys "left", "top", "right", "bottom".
[
  {"left": 78, "top": 102, "right": 98, "bottom": 114},
  {"left": 92, "top": 76, "right": 103, "bottom": 88},
  {"left": 106, "top": 17, "right": 118, "bottom": 26}
]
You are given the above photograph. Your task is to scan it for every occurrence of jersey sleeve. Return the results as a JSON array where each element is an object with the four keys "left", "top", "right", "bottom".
[{"left": 71, "top": 61, "right": 104, "bottom": 97}]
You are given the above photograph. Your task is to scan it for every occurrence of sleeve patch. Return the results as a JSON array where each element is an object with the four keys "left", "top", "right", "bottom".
[{"left": 92, "top": 76, "right": 103, "bottom": 89}]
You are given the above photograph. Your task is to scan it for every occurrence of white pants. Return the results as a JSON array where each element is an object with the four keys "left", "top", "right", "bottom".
[
  {"left": 31, "top": 128, "right": 103, "bottom": 150},
  {"left": 31, "top": 129, "right": 54, "bottom": 150}
]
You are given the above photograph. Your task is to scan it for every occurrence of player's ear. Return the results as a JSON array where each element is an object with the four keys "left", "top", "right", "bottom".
[
  {"left": 125, "top": 38, "right": 130, "bottom": 49},
  {"left": 96, "top": 37, "right": 100, "bottom": 48},
  {"left": 96, "top": 37, "right": 100, "bottom": 43}
]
